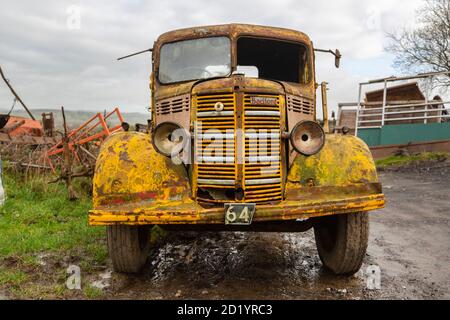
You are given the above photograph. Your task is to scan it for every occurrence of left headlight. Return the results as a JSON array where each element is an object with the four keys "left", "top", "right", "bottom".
[
  {"left": 290, "top": 121, "right": 325, "bottom": 156},
  {"left": 152, "top": 122, "right": 189, "bottom": 157}
]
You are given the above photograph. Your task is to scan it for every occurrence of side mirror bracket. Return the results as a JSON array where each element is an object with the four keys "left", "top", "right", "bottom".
[{"left": 314, "top": 48, "right": 342, "bottom": 68}]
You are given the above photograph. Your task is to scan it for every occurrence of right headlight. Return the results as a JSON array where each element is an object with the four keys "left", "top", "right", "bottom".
[{"left": 290, "top": 121, "right": 325, "bottom": 156}]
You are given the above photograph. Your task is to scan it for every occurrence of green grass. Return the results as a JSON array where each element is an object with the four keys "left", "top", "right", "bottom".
[
  {"left": 0, "top": 171, "right": 166, "bottom": 299},
  {"left": 0, "top": 173, "right": 105, "bottom": 259},
  {"left": 0, "top": 268, "right": 28, "bottom": 287},
  {"left": 0, "top": 171, "right": 107, "bottom": 298},
  {"left": 375, "top": 152, "right": 449, "bottom": 169},
  {"left": 83, "top": 285, "right": 104, "bottom": 299}
]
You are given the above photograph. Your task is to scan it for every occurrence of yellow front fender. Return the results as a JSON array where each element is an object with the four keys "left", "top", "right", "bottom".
[
  {"left": 92, "top": 132, "right": 191, "bottom": 208},
  {"left": 287, "top": 134, "right": 379, "bottom": 188},
  {"left": 89, "top": 133, "right": 384, "bottom": 226}
]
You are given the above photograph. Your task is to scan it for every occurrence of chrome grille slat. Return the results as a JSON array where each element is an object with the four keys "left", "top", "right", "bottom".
[
  {"left": 244, "top": 132, "right": 280, "bottom": 139},
  {"left": 197, "top": 179, "right": 236, "bottom": 186},
  {"left": 245, "top": 156, "right": 280, "bottom": 162},
  {"left": 198, "top": 156, "right": 235, "bottom": 163},
  {"left": 197, "top": 111, "right": 234, "bottom": 117},
  {"left": 245, "top": 178, "right": 281, "bottom": 186},
  {"left": 197, "top": 133, "right": 235, "bottom": 139},
  {"left": 245, "top": 111, "right": 281, "bottom": 116}
]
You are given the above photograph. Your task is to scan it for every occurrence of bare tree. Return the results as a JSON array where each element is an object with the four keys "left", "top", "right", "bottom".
[{"left": 386, "top": 0, "right": 450, "bottom": 90}]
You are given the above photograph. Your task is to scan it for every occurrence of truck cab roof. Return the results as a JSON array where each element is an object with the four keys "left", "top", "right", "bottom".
[{"left": 155, "top": 23, "right": 312, "bottom": 47}]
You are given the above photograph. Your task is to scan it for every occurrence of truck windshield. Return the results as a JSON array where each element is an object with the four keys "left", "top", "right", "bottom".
[{"left": 159, "top": 37, "right": 231, "bottom": 84}]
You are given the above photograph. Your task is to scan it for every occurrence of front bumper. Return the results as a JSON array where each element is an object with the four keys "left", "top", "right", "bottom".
[{"left": 89, "top": 183, "right": 385, "bottom": 226}]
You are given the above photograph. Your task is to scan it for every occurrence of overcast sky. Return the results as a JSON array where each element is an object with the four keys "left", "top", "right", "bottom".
[{"left": 0, "top": 0, "right": 430, "bottom": 116}]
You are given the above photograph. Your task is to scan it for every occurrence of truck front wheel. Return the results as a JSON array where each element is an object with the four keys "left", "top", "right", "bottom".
[
  {"left": 314, "top": 212, "right": 369, "bottom": 275},
  {"left": 107, "top": 225, "right": 151, "bottom": 273}
]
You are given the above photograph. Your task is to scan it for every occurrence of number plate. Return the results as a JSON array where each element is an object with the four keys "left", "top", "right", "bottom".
[{"left": 224, "top": 203, "right": 256, "bottom": 225}]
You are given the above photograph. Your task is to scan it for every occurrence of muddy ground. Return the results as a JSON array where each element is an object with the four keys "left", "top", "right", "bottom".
[
  {"left": 94, "top": 162, "right": 449, "bottom": 300},
  {"left": 2, "top": 162, "right": 449, "bottom": 300}
]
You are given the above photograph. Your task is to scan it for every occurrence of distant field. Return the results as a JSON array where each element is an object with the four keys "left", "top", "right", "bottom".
[{"left": 0, "top": 109, "right": 150, "bottom": 130}]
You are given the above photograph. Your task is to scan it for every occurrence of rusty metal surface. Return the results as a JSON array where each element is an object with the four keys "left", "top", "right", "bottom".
[
  {"left": 192, "top": 78, "right": 285, "bottom": 203},
  {"left": 287, "top": 134, "right": 379, "bottom": 187},
  {"left": 45, "top": 107, "right": 124, "bottom": 172},
  {"left": 235, "top": 76, "right": 245, "bottom": 192},
  {"left": 90, "top": 131, "right": 385, "bottom": 225},
  {"left": 286, "top": 94, "right": 315, "bottom": 165},
  {"left": 89, "top": 188, "right": 384, "bottom": 225},
  {"left": 0, "top": 116, "right": 43, "bottom": 137},
  {"left": 154, "top": 94, "right": 190, "bottom": 128},
  {"left": 92, "top": 131, "right": 191, "bottom": 208},
  {"left": 41, "top": 112, "right": 55, "bottom": 137},
  {"left": 0, "top": 114, "right": 57, "bottom": 146},
  {"left": 154, "top": 24, "right": 312, "bottom": 52}
]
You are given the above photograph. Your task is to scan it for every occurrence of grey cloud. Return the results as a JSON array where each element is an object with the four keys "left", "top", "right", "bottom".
[{"left": 0, "top": 0, "right": 426, "bottom": 115}]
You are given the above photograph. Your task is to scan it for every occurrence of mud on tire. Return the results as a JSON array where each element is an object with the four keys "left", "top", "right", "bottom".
[
  {"left": 314, "top": 212, "right": 369, "bottom": 275},
  {"left": 107, "top": 225, "right": 151, "bottom": 273}
]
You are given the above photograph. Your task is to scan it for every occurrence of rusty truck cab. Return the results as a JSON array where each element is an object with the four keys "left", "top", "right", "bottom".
[{"left": 152, "top": 24, "right": 317, "bottom": 204}]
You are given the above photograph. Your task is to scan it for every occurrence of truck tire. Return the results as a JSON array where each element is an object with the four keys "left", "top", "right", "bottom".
[
  {"left": 107, "top": 225, "right": 151, "bottom": 273},
  {"left": 314, "top": 212, "right": 369, "bottom": 275}
]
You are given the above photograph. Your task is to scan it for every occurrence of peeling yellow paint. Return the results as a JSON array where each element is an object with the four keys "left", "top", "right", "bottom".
[
  {"left": 92, "top": 131, "right": 191, "bottom": 208},
  {"left": 90, "top": 131, "right": 385, "bottom": 226},
  {"left": 89, "top": 193, "right": 385, "bottom": 226},
  {"left": 287, "top": 134, "right": 378, "bottom": 188}
]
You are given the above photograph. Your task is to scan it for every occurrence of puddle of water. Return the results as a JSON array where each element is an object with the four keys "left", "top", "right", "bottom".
[{"left": 131, "top": 230, "right": 373, "bottom": 299}]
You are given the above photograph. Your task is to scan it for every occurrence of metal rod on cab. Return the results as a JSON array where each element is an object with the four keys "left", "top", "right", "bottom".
[
  {"left": 117, "top": 48, "right": 153, "bottom": 61},
  {"left": 314, "top": 48, "right": 342, "bottom": 68},
  {"left": 321, "top": 82, "right": 329, "bottom": 133}
]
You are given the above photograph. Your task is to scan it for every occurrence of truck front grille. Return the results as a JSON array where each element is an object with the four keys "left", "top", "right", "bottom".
[
  {"left": 243, "top": 94, "right": 282, "bottom": 202},
  {"left": 195, "top": 92, "right": 283, "bottom": 204}
]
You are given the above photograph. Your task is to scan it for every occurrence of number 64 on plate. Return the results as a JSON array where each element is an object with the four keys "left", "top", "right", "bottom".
[{"left": 224, "top": 203, "right": 256, "bottom": 225}]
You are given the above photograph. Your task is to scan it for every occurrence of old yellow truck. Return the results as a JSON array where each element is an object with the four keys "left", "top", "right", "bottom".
[{"left": 89, "top": 24, "right": 385, "bottom": 275}]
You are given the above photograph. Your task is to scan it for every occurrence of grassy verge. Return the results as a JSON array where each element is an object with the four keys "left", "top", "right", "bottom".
[
  {"left": 0, "top": 172, "right": 107, "bottom": 299},
  {"left": 375, "top": 152, "right": 450, "bottom": 169}
]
